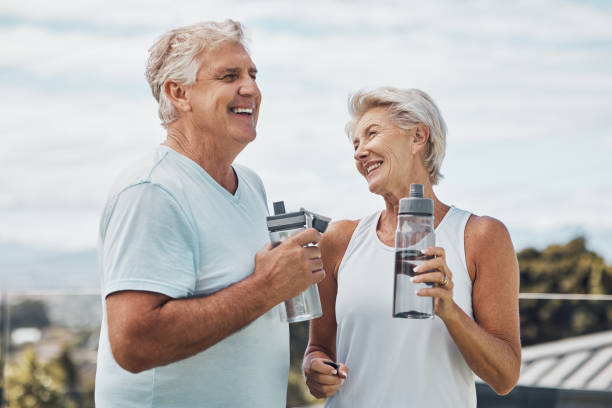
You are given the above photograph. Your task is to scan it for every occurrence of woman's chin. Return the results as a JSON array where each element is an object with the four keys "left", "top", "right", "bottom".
[{"left": 367, "top": 180, "right": 383, "bottom": 195}]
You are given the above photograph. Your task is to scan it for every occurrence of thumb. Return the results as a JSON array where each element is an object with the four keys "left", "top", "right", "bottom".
[{"left": 337, "top": 363, "right": 349, "bottom": 379}]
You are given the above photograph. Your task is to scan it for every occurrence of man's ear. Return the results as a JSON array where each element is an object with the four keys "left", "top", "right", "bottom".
[
  {"left": 164, "top": 79, "right": 191, "bottom": 113},
  {"left": 411, "top": 123, "right": 430, "bottom": 154}
]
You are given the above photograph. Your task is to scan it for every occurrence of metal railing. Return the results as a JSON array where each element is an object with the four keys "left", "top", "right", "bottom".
[{"left": 0, "top": 290, "right": 610, "bottom": 408}]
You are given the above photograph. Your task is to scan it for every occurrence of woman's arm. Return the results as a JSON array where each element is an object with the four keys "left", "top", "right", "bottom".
[
  {"left": 303, "top": 220, "right": 357, "bottom": 398},
  {"left": 414, "top": 215, "right": 521, "bottom": 395}
]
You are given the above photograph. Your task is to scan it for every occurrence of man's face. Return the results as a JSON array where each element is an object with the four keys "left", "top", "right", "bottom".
[{"left": 188, "top": 42, "right": 261, "bottom": 147}]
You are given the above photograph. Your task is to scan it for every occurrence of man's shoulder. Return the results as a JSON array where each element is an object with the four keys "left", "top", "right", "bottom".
[{"left": 109, "top": 148, "right": 182, "bottom": 198}]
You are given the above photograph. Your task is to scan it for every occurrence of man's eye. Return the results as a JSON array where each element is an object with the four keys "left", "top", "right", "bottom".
[
  {"left": 250, "top": 73, "right": 257, "bottom": 80},
  {"left": 222, "top": 74, "right": 238, "bottom": 81}
]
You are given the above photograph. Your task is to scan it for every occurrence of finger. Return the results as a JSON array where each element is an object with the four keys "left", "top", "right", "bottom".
[
  {"left": 312, "top": 269, "right": 326, "bottom": 283},
  {"left": 422, "top": 246, "right": 445, "bottom": 259},
  {"left": 309, "top": 258, "right": 324, "bottom": 272},
  {"left": 337, "top": 363, "right": 349, "bottom": 379},
  {"left": 417, "top": 286, "right": 454, "bottom": 298},
  {"left": 414, "top": 257, "right": 452, "bottom": 279},
  {"left": 411, "top": 271, "right": 446, "bottom": 285},
  {"left": 308, "top": 371, "right": 343, "bottom": 385},
  {"left": 311, "top": 359, "right": 338, "bottom": 375},
  {"left": 303, "top": 245, "right": 322, "bottom": 260},
  {"left": 289, "top": 228, "right": 322, "bottom": 247},
  {"left": 261, "top": 242, "right": 275, "bottom": 251},
  {"left": 306, "top": 380, "right": 340, "bottom": 398}
]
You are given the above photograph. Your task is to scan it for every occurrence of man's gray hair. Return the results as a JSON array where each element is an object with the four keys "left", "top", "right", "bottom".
[
  {"left": 145, "top": 20, "right": 247, "bottom": 128},
  {"left": 346, "top": 87, "right": 447, "bottom": 185}
]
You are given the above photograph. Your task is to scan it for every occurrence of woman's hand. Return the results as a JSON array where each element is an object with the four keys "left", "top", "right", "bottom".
[
  {"left": 411, "top": 246, "right": 456, "bottom": 320},
  {"left": 304, "top": 358, "right": 348, "bottom": 399}
]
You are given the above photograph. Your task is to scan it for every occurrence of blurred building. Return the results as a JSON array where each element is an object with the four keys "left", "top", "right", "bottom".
[{"left": 477, "top": 330, "right": 612, "bottom": 407}]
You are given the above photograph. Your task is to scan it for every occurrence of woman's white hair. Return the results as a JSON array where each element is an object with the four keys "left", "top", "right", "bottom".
[
  {"left": 145, "top": 20, "right": 247, "bottom": 128},
  {"left": 346, "top": 87, "right": 447, "bottom": 185}
]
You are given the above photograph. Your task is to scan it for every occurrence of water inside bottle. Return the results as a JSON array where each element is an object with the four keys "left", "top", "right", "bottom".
[{"left": 393, "top": 249, "right": 435, "bottom": 319}]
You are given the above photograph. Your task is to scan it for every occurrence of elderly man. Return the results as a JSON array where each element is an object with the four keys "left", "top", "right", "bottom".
[{"left": 95, "top": 20, "right": 324, "bottom": 407}]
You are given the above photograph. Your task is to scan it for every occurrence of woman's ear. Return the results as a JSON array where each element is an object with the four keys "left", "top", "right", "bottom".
[
  {"left": 164, "top": 79, "right": 192, "bottom": 113},
  {"left": 411, "top": 123, "right": 430, "bottom": 154}
]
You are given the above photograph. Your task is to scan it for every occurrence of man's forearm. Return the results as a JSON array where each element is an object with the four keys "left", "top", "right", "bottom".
[{"left": 112, "top": 273, "right": 278, "bottom": 373}]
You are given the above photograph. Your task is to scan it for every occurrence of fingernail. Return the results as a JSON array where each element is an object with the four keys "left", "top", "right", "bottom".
[
  {"left": 415, "top": 290, "right": 422, "bottom": 295},
  {"left": 410, "top": 277, "right": 417, "bottom": 283},
  {"left": 413, "top": 265, "right": 422, "bottom": 272},
  {"left": 332, "top": 369, "right": 337, "bottom": 375}
]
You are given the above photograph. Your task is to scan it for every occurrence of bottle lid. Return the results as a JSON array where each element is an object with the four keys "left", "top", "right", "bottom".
[
  {"left": 399, "top": 184, "right": 433, "bottom": 215},
  {"left": 266, "top": 201, "right": 331, "bottom": 233}
]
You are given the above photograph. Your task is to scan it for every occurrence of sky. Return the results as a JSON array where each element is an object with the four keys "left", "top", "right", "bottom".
[{"left": 1, "top": 0, "right": 611, "bottom": 262}]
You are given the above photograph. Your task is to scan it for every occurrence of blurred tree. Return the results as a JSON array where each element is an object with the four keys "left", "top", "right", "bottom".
[
  {"left": 9, "top": 300, "right": 50, "bottom": 330},
  {"left": 288, "top": 322, "right": 320, "bottom": 407},
  {"left": 519, "top": 237, "right": 612, "bottom": 346},
  {"left": 4, "top": 345, "right": 94, "bottom": 408}
]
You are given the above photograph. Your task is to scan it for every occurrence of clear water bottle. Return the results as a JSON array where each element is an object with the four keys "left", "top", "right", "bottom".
[
  {"left": 267, "top": 201, "right": 331, "bottom": 323},
  {"left": 393, "top": 184, "right": 435, "bottom": 319}
]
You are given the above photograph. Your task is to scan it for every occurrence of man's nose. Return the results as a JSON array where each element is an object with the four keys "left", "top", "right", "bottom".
[{"left": 238, "top": 76, "right": 259, "bottom": 97}]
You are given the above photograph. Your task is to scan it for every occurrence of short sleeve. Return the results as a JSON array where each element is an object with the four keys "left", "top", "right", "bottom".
[{"left": 100, "top": 182, "right": 197, "bottom": 299}]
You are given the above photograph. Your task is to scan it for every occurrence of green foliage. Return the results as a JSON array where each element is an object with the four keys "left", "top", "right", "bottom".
[
  {"left": 519, "top": 237, "right": 612, "bottom": 346},
  {"left": 4, "top": 346, "right": 94, "bottom": 408},
  {"left": 288, "top": 322, "right": 320, "bottom": 407}
]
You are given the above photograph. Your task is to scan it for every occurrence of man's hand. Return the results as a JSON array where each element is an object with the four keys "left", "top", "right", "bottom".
[{"left": 253, "top": 227, "right": 325, "bottom": 304}]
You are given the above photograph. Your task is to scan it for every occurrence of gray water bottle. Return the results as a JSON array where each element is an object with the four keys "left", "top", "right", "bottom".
[
  {"left": 267, "top": 201, "right": 331, "bottom": 323},
  {"left": 393, "top": 184, "right": 435, "bottom": 319}
]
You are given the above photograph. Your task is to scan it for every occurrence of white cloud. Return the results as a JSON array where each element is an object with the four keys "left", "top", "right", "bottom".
[{"left": 1, "top": 0, "right": 611, "bottom": 258}]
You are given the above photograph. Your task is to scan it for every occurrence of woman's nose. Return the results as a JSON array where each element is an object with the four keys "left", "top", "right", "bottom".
[{"left": 353, "top": 144, "right": 368, "bottom": 161}]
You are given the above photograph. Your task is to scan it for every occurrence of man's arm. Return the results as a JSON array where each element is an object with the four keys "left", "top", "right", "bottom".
[{"left": 107, "top": 228, "right": 324, "bottom": 373}]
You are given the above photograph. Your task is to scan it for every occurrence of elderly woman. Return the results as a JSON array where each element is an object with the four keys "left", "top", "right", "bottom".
[{"left": 303, "top": 87, "right": 521, "bottom": 407}]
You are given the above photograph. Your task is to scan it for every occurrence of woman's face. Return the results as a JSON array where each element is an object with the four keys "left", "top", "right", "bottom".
[{"left": 352, "top": 107, "right": 415, "bottom": 196}]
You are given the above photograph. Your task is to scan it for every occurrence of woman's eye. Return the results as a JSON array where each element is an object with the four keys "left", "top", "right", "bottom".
[{"left": 368, "top": 131, "right": 377, "bottom": 137}]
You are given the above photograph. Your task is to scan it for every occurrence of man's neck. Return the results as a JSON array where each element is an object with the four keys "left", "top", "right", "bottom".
[{"left": 163, "top": 125, "right": 240, "bottom": 194}]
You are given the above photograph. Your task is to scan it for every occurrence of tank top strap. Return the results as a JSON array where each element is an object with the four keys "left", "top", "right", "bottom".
[{"left": 338, "top": 211, "right": 382, "bottom": 271}]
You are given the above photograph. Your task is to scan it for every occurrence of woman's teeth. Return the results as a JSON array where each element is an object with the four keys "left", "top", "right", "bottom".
[{"left": 366, "top": 162, "right": 381, "bottom": 174}]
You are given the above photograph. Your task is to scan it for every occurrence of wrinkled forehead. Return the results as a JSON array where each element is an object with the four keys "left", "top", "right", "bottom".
[
  {"left": 198, "top": 41, "right": 257, "bottom": 73},
  {"left": 352, "top": 106, "right": 391, "bottom": 135}
]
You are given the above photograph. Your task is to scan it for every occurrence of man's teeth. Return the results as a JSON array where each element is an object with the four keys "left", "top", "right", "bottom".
[
  {"left": 366, "top": 163, "right": 382, "bottom": 174},
  {"left": 231, "top": 107, "right": 253, "bottom": 114}
]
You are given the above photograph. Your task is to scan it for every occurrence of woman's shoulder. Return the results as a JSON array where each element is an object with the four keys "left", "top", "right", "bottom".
[
  {"left": 321, "top": 219, "right": 360, "bottom": 249},
  {"left": 319, "top": 219, "right": 360, "bottom": 276},
  {"left": 465, "top": 214, "right": 511, "bottom": 245},
  {"left": 464, "top": 214, "right": 516, "bottom": 275}
]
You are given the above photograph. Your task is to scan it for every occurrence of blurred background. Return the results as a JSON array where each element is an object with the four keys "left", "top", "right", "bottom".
[{"left": 1, "top": 0, "right": 611, "bottom": 406}]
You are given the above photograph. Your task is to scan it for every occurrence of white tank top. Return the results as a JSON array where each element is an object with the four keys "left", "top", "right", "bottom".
[{"left": 326, "top": 206, "right": 476, "bottom": 408}]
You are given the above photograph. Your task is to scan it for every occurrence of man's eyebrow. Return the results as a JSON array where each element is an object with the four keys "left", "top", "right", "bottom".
[
  {"left": 215, "top": 67, "right": 241, "bottom": 75},
  {"left": 214, "top": 67, "right": 258, "bottom": 75}
]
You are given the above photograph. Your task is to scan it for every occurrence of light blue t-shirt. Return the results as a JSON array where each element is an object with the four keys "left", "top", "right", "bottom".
[{"left": 95, "top": 146, "right": 289, "bottom": 408}]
